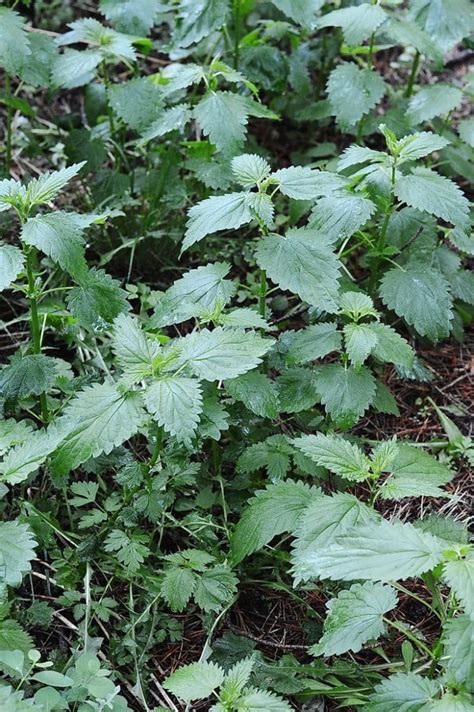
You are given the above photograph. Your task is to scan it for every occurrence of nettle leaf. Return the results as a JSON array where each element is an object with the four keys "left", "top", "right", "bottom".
[
  {"left": 291, "top": 493, "right": 378, "bottom": 583},
  {"left": 0, "top": 428, "right": 63, "bottom": 485},
  {"left": 26, "top": 163, "right": 85, "bottom": 207},
  {"left": 386, "top": 19, "right": 443, "bottom": 62},
  {"left": 313, "top": 519, "right": 446, "bottom": 582},
  {"left": 339, "top": 291, "right": 378, "bottom": 320},
  {"left": 255, "top": 228, "right": 341, "bottom": 311},
  {"left": 199, "top": 393, "right": 229, "bottom": 440},
  {"left": 327, "top": 64, "right": 385, "bottom": 129},
  {"left": 52, "top": 48, "right": 103, "bottom": 89},
  {"left": 140, "top": 103, "right": 191, "bottom": 143},
  {"left": 294, "top": 433, "right": 371, "bottom": 482},
  {"left": 428, "top": 692, "right": 474, "bottom": 711},
  {"left": 408, "top": 84, "right": 463, "bottom": 124},
  {"left": 0, "top": 7, "right": 30, "bottom": 76},
  {"left": 277, "top": 367, "right": 320, "bottom": 413},
  {"left": 100, "top": 0, "right": 162, "bottom": 35},
  {"left": 173, "top": 0, "right": 230, "bottom": 48},
  {"left": 247, "top": 192, "right": 275, "bottom": 228},
  {"left": 0, "top": 419, "right": 34, "bottom": 456},
  {"left": 175, "top": 327, "right": 272, "bottom": 381},
  {"left": 237, "top": 688, "right": 292, "bottom": 711},
  {"left": 337, "top": 145, "right": 386, "bottom": 172},
  {"left": 379, "top": 444, "right": 453, "bottom": 500},
  {"left": 0, "top": 354, "right": 58, "bottom": 399},
  {"left": 113, "top": 313, "right": 160, "bottom": 386},
  {"left": 230, "top": 480, "right": 317, "bottom": 564},
  {"left": 443, "top": 555, "right": 474, "bottom": 616},
  {"left": 0, "top": 245, "right": 24, "bottom": 291},
  {"left": 164, "top": 661, "right": 225, "bottom": 701},
  {"left": 237, "top": 434, "right": 294, "bottom": 478},
  {"left": 284, "top": 323, "right": 342, "bottom": 365},
  {"left": 193, "top": 565, "right": 238, "bottom": 612},
  {"left": 318, "top": 3, "right": 387, "bottom": 45},
  {"left": 108, "top": 77, "right": 164, "bottom": 131},
  {"left": 225, "top": 372, "right": 280, "bottom": 419},
  {"left": 443, "top": 614, "right": 474, "bottom": 691},
  {"left": 316, "top": 363, "right": 376, "bottom": 426},
  {"left": 144, "top": 377, "right": 203, "bottom": 442},
  {"left": 311, "top": 582, "right": 397, "bottom": 657},
  {"left": 369, "top": 323, "right": 415, "bottom": 367},
  {"left": 231, "top": 154, "right": 271, "bottom": 188},
  {"left": 151, "top": 262, "right": 235, "bottom": 328},
  {"left": 343, "top": 323, "right": 379, "bottom": 368},
  {"left": 67, "top": 268, "right": 129, "bottom": 329},
  {"left": 459, "top": 117, "right": 474, "bottom": 148},
  {"left": 160, "top": 566, "right": 196, "bottom": 612},
  {"left": 272, "top": 166, "right": 347, "bottom": 201},
  {"left": 0, "top": 520, "right": 37, "bottom": 587},
  {"left": 416, "top": 514, "right": 469, "bottom": 546},
  {"left": 366, "top": 672, "right": 439, "bottom": 711},
  {"left": 51, "top": 382, "right": 146, "bottom": 475},
  {"left": 396, "top": 131, "right": 451, "bottom": 164},
  {"left": 394, "top": 168, "right": 470, "bottom": 228},
  {"left": 309, "top": 192, "right": 376, "bottom": 241},
  {"left": 219, "top": 307, "right": 270, "bottom": 330},
  {"left": 194, "top": 92, "right": 267, "bottom": 154},
  {"left": 183, "top": 192, "right": 253, "bottom": 251},
  {"left": 270, "top": 0, "right": 323, "bottom": 27},
  {"left": 380, "top": 266, "right": 453, "bottom": 341},
  {"left": 409, "top": 0, "right": 473, "bottom": 54}
]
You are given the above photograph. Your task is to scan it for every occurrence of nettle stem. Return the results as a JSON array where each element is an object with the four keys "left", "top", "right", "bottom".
[
  {"left": 405, "top": 50, "right": 420, "bottom": 98},
  {"left": 259, "top": 268, "right": 267, "bottom": 318},
  {"left": 368, "top": 160, "right": 397, "bottom": 294},
  {"left": 25, "top": 246, "right": 49, "bottom": 423},
  {"left": 233, "top": 0, "right": 241, "bottom": 69},
  {"left": 4, "top": 72, "right": 13, "bottom": 174}
]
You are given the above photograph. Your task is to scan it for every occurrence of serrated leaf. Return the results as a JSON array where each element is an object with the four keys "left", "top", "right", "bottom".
[
  {"left": 255, "top": 228, "right": 341, "bottom": 311},
  {"left": 199, "top": 393, "right": 229, "bottom": 440},
  {"left": 379, "top": 444, "right": 453, "bottom": 500},
  {"left": 219, "top": 307, "right": 270, "bottom": 330},
  {"left": 311, "top": 582, "right": 397, "bottom": 657},
  {"left": 113, "top": 313, "right": 160, "bottom": 385},
  {"left": 316, "top": 363, "right": 376, "bottom": 426},
  {"left": 230, "top": 480, "right": 317, "bottom": 564},
  {"left": 194, "top": 92, "right": 250, "bottom": 154},
  {"left": 52, "top": 48, "right": 103, "bottom": 89},
  {"left": 144, "top": 377, "right": 203, "bottom": 441},
  {"left": 0, "top": 419, "right": 34, "bottom": 456},
  {"left": 236, "top": 435, "right": 293, "bottom": 478},
  {"left": 0, "top": 619, "right": 33, "bottom": 657},
  {"left": 272, "top": 166, "right": 347, "bottom": 200},
  {"left": 237, "top": 687, "right": 293, "bottom": 711},
  {"left": 284, "top": 323, "right": 342, "bottom": 365},
  {"left": 309, "top": 191, "right": 376, "bottom": 241},
  {"left": 51, "top": 382, "right": 146, "bottom": 475},
  {"left": 164, "top": 661, "right": 225, "bottom": 701},
  {"left": 294, "top": 433, "right": 371, "bottom": 481},
  {"left": 394, "top": 167, "right": 469, "bottom": 228},
  {"left": 318, "top": 3, "right": 387, "bottom": 45},
  {"left": 366, "top": 672, "right": 439, "bottom": 711},
  {"left": 343, "top": 323, "right": 379, "bottom": 368},
  {"left": 443, "top": 615, "right": 474, "bottom": 692},
  {"left": 271, "top": 0, "right": 323, "bottom": 27},
  {"left": 0, "top": 521, "right": 37, "bottom": 587},
  {"left": 140, "top": 103, "right": 191, "bottom": 142},
  {"left": 247, "top": 192, "right": 275, "bottom": 228},
  {"left": 0, "top": 7, "right": 30, "bottom": 76},
  {"left": 379, "top": 266, "right": 453, "bottom": 341},
  {"left": 0, "top": 354, "right": 58, "bottom": 399},
  {"left": 193, "top": 566, "right": 238, "bottom": 612},
  {"left": 339, "top": 291, "right": 378, "bottom": 320},
  {"left": 0, "top": 428, "right": 63, "bottom": 485},
  {"left": 277, "top": 367, "right": 320, "bottom": 413},
  {"left": 173, "top": 0, "right": 230, "bottom": 48},
  {"left": 221, "top": 658, "right": 254, "bottom": 698},
  {"left": 443, "top": 556, "right": 474, "bottom": 616},
  {"left": 104, "top": 529, "right": 150, "bottom": 573},
  {"left": 160, "top": 567, "right": 196, "bottom": 612},
  {"left": 312, "top": 519, "right": 445, "bottom": 582},
  {"left": 416, "top": 514, "right": 469, "bottom": 546},
  {"left": 369, "top": 323, "right": 415, "bottom": 367},
  {"left": 459, "top": 117, "right": 474, "bottom": 148},
  {"left": 0, "top": 245, "right": 24, "bottom": 291},
  {"left": 396, "top": 131, "right": 451, "bottom": 163},
  {"left": 176, "top": 327, "right": 272, "bottom": 381},
  {"left": 67, "top": 268, "right": 129, "bottom": 329},
  {"left": 408, "top": 84, "right": 463, "bottom": 124},
  {"left": 386, "top": 19, "right": 443, "bottom": 62},
  {"left": 108, "top": 77, "right": 164, "bottom": 131},
  {"left": 225, "top": 372, "right": 280, "bottom": 419},
  {"left": 183, "top": 192, "right": 253, "bottom": 251},
  {"left": 100, "top": 0, "right": 162, "bottom": 35},
  {"left": 327, "top": 64, "right": 385, "bottom": 129},
  {"left": 26, "top": 163, "right": 85, "bottom": 206},
  {"left": 231, "top": 154, "right": 271, "bottom": 187}
]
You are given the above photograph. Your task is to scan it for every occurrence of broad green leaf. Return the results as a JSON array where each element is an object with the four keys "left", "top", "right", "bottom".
[
  {"left": 231, "top": 154, "right": 271, "bottom": 187},
  {"left": 272, "top": 166, "right": 347, "bottom": 200},
  {"left": 339, "top": 291, "right": 378, "bottom": 321},
  {"left": 277, "top": 367, "right": 321, "bottom": 413},
  {"left": 67, "top": 268, "right": 129, "bottom": 329},
  {"left": 160, "top": 567, "right": 196, "bottom": 612},
  {"left": 0, "top": 7, "right": 30, "bottom": 76},
  {"left": 104, "top": 529, "right": 150, "bottom": 573},
  {"left": 394, "top": 168, "right": 469, "bottom": 228},
  {"left": 327, "top": 64, "right": 386, "bottom": 129},
  {"left": 193, "top": 565, "right": 238, "bottom": 612},
  {"left": 194, "top": 92, "right": 250, "bottom": 154},
  {"left": 343, "top": 323, "right": 379, "bottom": 368},
  {"left": 291, "top": 493, "right": 378, "bottom": 583},
  {"left": 416, "top": 514, "right": 469, "bottom": 546},
  {"left": 0, "top": 354, "right": 58, "bottom": 399},
  {"left": 0, "top": 621, "right": 32, "bottom": 658},
  {"left": 408, "top": 85, "right": 463, "bottom": 124},
  {"left": 0, "top": 419, "right": 34, "bottom": 456},
  {"left": 270, "top": 0, "right": 323, "bottom": 27},
  {"left": 144, "top": 377, "right": 203, "bottom": 441},
  {"left": 151, "top": 262, "right": 235, "bottom": 328},
  {"left": 0, "top": 245, "right": 24, "bottom": 291},
  {"left": 380, "top": 444, "right": 453, "bottom": 501},
  {"left": 237, "top": 434, "right": 294, "bottom": 478},
  {"left": 318, "top": 3, "right": 387, "bottom": 45},
  {"left": 443, "top": 555, "right": 474, "bottom": 616},
  {"left": 284, "top": 323, "right": 342, "bottom": 365},
  {"left": 316, "top": 363, "right": 376, "bottom": 426},
  {"left": 369, "top": 323, "right": 415, "bottom": 368},
  {"left": 409, "top": 0, "right": 474, "bottom": 53},
  {"left": 313, "top": 519, "right": 445, "bottom": 582},
  {"left": 311, "top": 582, "right": 397, "bottom": 656},
  {"left": 255, "top": 228, "right": 341, "bottom": 311},
  {"left": 396, "top": 131, "right": 450, "bottom": 163},
  {"left": 173, "top": 0, "right": 230, "bottom": 48},
  {"left": 459, "top": 117, "right": 474, "bottom": 148},
  {"left": 140, "top": 103, "right": 191, "bottom": 143},
  {"left": 294, "top": 433, "right": 371, "bottom": 481},
  {"left": 225, "top": 372, "right": 280, "bottom": 419},
  {"left": 51, "top": 382, "right": 146, "bottom": 475},
  {"left": 337, "top": 145, "right": 386, "bottom": 172},
  {"left": 164, "top": 661, "right": 225, "bottom": 701},
  {"left": 199, "top": 393, "right": 229, "bottom": 440},
  {"left": 58, "top": 18, "right": 137, "bottom": 60},
  {"left": 219, "top": 307, "right": 270, "bottom": 330},
  {"left": 370, "top": 438, "right": 399, "bottom": 475},
  {"left": 31, "top": 671, "right": 73, "bottom": 688},
  {"left": 309, "top": 192, "right": 376, "bottom": 241},
  {"left": 100, "top": 0, "right": 162, "bottom": 34},
  {"left": 108, "top": 77, "right": 164, "bottom": 131},
  {"left": 428, "top": 692, "right": 474, "bottom": 711},
  {"left": 52, "top": 48, "right": 103, "bottom": 89},
  {"left": 373, "top": 381, "right": 400, "bottom": 416},
  {"left": 236, "top": 688, "right": 292, "bottom": 711},
  {"left": 113, "top": 313, "right": 160, "bottom": 386},
  {"left": 386, "top": 19, "right": 443, "bottom": 61},
  {"left": 450, "top": 269, "right": 474, "bottom": 305},
  {"left": 26, "top": 163, "right": 85, "bottom": 207},
  {"left": 221, "top": 658, "right": 254, "bottom": 699},
  {"left": 366, "top": 672, "right": 439, "bottom": 711},
  {"left": 443, "top": 615, "right": 474, "bottom": 692},
  {"left": 183, "top": 192, "right": 253, "bottom": 251},
  {"left": 0, "top": 428, "right": 63, "bottom": 485},
  {"left": 160, "top": 62, "right": 205, "bottom": 96},
  {"left": 230, "top": 480, "right": 317, "bottom": 563},
  {"left": 379, "top": 266, "right": 453, "bottom": 341},
  {"left": 176, "top": 327, "right": 272, "bottom": 381},
  {"left": 0, "top": 520, "right": 36, "bottom": 587}
]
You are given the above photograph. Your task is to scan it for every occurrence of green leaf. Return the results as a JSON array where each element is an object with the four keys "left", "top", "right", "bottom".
[
  {"left": 291, "top": 493, "right": 377, "bottom": 583},
  {"left": 459, "top": 117, "right": 474, "bottom": 148},
  {"left": 25, "top": 163, "right": 85, "bottom": 207},
  {"left": 52, "top": 48, "right": 103, "bottom": 89},
  {"left": 69, "top": 481, "right": 99, "bottom": 507},
  {"left": 270, "top": 0, "right": 323, "bottom": 27},
  {"left": 58, "top": 18, "right": 137, "bottom": 60},
  {"left": 272, "top": 166, "right": 347, "bottom": 200},
  {"left": 193, "top": 565, "right": 238, "bottom": 612},
  {"left": 318, "top": 3, "right": 387, "bottom": 45},
  {"left": 316, "top": 363, "right": 376, "bottom": 426},
  {"left": 428, "top": 692, "right": 474, "bottom": 711},
  {"left": 164, "top": 661, "right": 225, "bottom": 701},
  {"left": 31, "top": 671, "right": 73, "bottom": 688},
  {"left": 144, "top": 377, "right": 203, "bottom": 442},
  {"left": 294, "top": 433, "right": 371, "bottom": 481},
  {"left": 173, "top": 0, "right": 230, "bottom": 48},
  {"left": 67, "top": 268, "right": 129, "bottom": 329},
  {"left": 237, "top": 435, "right": 294, "bottom": 478},
  {"left": 221, "top": 658, "right": 254, "bottom": 699},
  {"left": 369, "top": 323, "right": 415, "bottom": 368},
  {"left": 0, "top": 7, "right": 30, "bottom": 76},
  {"left": 409, "top": 0, "right": 474, "bottom": 53},
  {"left": 443, "top": 615, "right": 474, "bottom": 692},
  {"left": 379, "top": 444, "right": 453, "bottom": 500},
  {"left": 386, "top": 19, "right": 443, "bottom": 62},
  {"left": 394, "top": 167, "right": 469, "bottom": 228},
  {"left": 231, "top": 154, "right": 271, "bottom": 188},
  {"left": 0, "top": 354, "right": 58, "bottom": 399},
  {"left": 140, "top": 104, "right": 191, "bottom": 142},
  {"left": 160, "top": 566, "right": 196, "bottom": 612},
  {"left": 327, "top": 64, "right": 385, "bottom": 129},
  {"left": 0, "top": 428, "right": 63, "bottom": 485},
  {"left": 237, "top": 688, "right": 293, "bottom": 711},
  {"left": 51, "top": 382, "right": 146, "bottom": 475},
  {"left": 284, "top": 323, "right": 342, "bottom": 365},
  {"left": 309, "top": 191, "right": 376, "bottom": 241},
  {"left": 225, "top": 372, "right": 280, "bottom": 419},
  {"left": 396, "top": 131, "right": 451, "bottom": 163},
  {"left": 104, "top": 529, "right": 150, "bottom": 573},
  {"left": 151, "top": 262, "right": 235, "bottom": 328},
  {"left": 255, "top": 228, "right": 341, "bottom": 311},
  {"left": 219, "top": 307, "right": 270, "bottom": 330},
  {"left": 0, "top": 245, "right": 24, "bottom": 291},
  {"left": 339, "top": 291, "right": 378, "bottom": 321},
  {"left": 366, "top": 672, "right": 439, "bottom": 711},
  {"left": 0, "top": 620, "right": 32, "bottom": 658},
  {"left": 0, "top": 520, "right": 37, "bottom": 587},
  {"left": 194, "top": 91, "right": 251, "bottom": 154},
  {"left": 443, "top": 555, "right": 474, "bottom": 616},
  {"left": 199, "top": 393, "right": 229, "bottom": 440},
  {"left": 230, "top": 480, "right": 316, "bottom": 564},
  {"left": 343, "top": 323, "right": 379, "bottom": 368},
  {"left": 312, "top": 519, "right": 445, "bottom": 582},
  {"left": 408, "top": 85, "right": 463, "bottom": 124},
  {"left": 100, "top": 0, "right": 162, "bottom": 34},
  {"left": 183, "top": 192, "right": 253, "bottom": 251},
  {"left": 277, "top": 367, "right": 321, "bottom": 413},
  {"left": 113, "top": 313, "right": 160, "bottom": 386},
  {"left": 416, "top": 514, "right": 469, "bottom": 546},
  {"left": 311, "top": 582, "right": 397, "bottom": 656},
  {"left": 379, "top": 266, "right": 453, "bottom": 341},
  {"left": 0, "top": 419, "right": 34, "bottom": 456},
  {"left": 373, "top": 381, "right": 400, "bottom": 416},
  {"left": 176, "top": 327, "right": 272, "bottom": 381},
  {"left": 108, "top": 77, "right": 164, "bottom": 131}
]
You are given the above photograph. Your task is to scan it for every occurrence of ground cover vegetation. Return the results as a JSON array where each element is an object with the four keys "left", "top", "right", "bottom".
[{"left": 0, "top": 0, "right": 473, "bottom": 709}]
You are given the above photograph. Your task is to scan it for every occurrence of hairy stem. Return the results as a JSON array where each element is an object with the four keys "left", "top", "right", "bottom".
[
  {"left": 405, "top": 50, "right": 420, "bottom": 98},
  {"left": 259, "top": 268, "right": 267, "bottom": 318},
  {"left": 233, "top": 0, "right": 241, "bottom": 69},
  {"left": 4, "top": 72, "right": 12, "bottom": 174},
  {"left": 26, "top": 247, "right": 49, "bottom": 422}
]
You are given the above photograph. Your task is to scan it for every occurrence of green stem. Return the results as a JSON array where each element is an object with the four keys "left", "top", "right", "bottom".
[
  {"left": 405, "top": 50, "right": 420, "bottom": 98},
  {"left": 384, "top": 617, "right": 435, "bottom": 659},
  {"left": 259, "top": 269, "right": 267, "bottom": 319},
  {"left": 26, "top": 248, "right": 49, "bottom": 423},
  {"left": 149, "top": 424, "right": 163, "bottom": 470},
  {"left": 83, "top": 563, "right": 91, "bottom": 653},
  {"left": 233, "top": 0, "right": 241, "bottom": 69},
  {"left": 367, "top": 160, "right": 397, "bottom": 294},
  {"left": 4, "top": 72, "right": 12, "bottom": 174}
]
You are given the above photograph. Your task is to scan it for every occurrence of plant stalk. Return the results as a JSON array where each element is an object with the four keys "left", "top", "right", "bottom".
[
  {"left": 405, "top": 50, "right": 420, "bottom": 98},
  {"left": 259, "top": 269, "right": 267, "bottom": 319},
  {"left": 26, "top": 248, "right": 49, "bottom": 422},
  {"left": 4, "top": 72, "right": 12, "bottom": 174}
]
